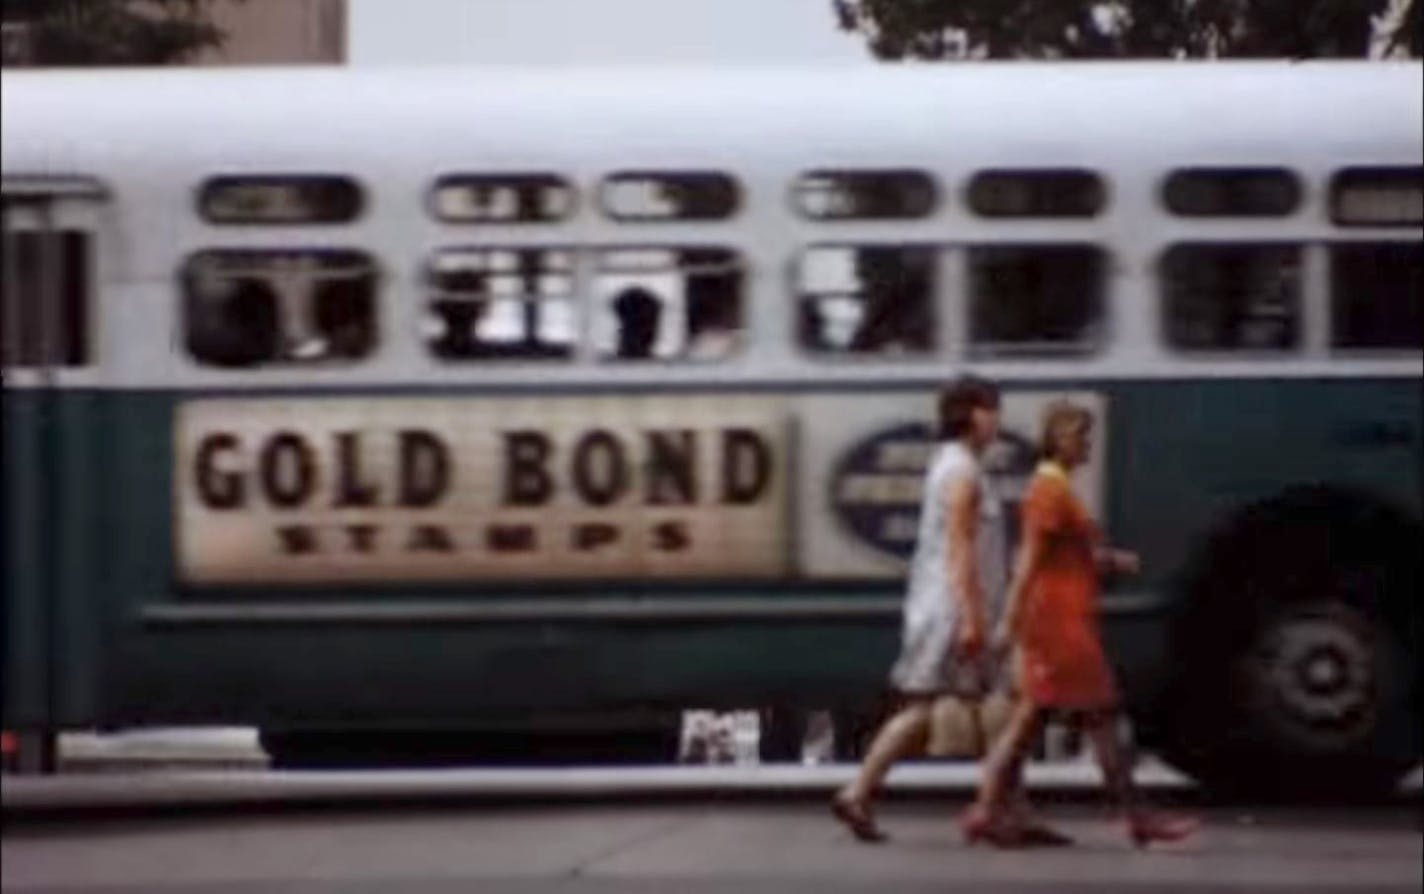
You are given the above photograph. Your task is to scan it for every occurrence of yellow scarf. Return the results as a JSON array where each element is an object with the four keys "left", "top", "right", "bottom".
[{"left": 1035, "top": 460, "right": 1069, "bottom": 482}]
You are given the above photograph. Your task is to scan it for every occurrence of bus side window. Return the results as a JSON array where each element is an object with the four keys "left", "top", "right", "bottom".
[
  {"left": 1162, "top": 243, "right": 1302, "bottom": 352},
  {"left": 601, "top": 173, "right": 739, "bottom": 221},
  {"left": 424, "top": 248, "right": 574, "bottom": 361},
  {"left": 796, "top": 245, "right": 935, "bottom": 356},
  {"left": 1330, "top": 242, "right": 1422, "bottom": 350},
  {"left": 1163, "top": 168, "right": 1300, "bottom": 217},
  {"left": 967, "top": 170, "right": 1105, "bottom": 218},
  {"left": 968, "top": 244, "right": 1104, "bottom": 355},
  {"left": 198, "top": 176, "right": 363, "bottom": 225},
  {"left": 184, "top": 249, "right": 377, "bottom": 367},
  {"left": 1, "top": 227, "right": 90, "bottom": 367},
  {"left": 594, "top": 247, "right": 743, "bottom": 361},
  {"left": 1330, "top": 166, "right": 1423, "bottom": 227},
  {"left": 430, "top": 174, "right": 573, "bottom": 223},
  {"left": 793, "top": 170, "right": 936, "bottom": 220}
]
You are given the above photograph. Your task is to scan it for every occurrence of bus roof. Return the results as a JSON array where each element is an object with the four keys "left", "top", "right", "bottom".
[{"left": 5, "top": 62, "right": 1421, "bottom": 177}]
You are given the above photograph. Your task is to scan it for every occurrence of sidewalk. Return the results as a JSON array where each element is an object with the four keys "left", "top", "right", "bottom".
[{"left": 3, "top": 727, "right": 1415, "bottom": 814}]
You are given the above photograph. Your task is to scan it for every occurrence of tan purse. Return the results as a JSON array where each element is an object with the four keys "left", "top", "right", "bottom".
[{"left": 926, "top": 690, "right": 1013, "bottom": 758}]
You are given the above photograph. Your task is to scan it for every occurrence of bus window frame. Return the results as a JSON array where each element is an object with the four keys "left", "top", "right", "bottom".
[
  {"left": 196, "top": 175, "right": 365, "bottom": 226},
  {"left": 1328, "top": 166, "right": 1424, "bottom": 228},
  {"left": 427, "top": 173, "right": 577, "bottom": 224},
  {"left": 1157, "top": 240, "right": 1306, "bottom": 357},
  {"left": 423, "top": 244, "right": 580, "bottom": 363},
  {"left": 592, "top": 244, "right": 747, "bottom": 364},
  {"left": 792, "top": 241, "right": 942, "bottom": 362},
  {"left": 1, "top": 205, "right": 95, "bottom": 369},
  {"left": 1161, "top": 167, "right": 1303, "bottom": 218},
  {"left": 965, "top": 168, "right": 1107, "bottom": 219},
  {"left": 789, "top": 168, "right": 939, "bottom": 221},
  {"left": 599, "top": 171, "right": 742, "bottom": 222},
  {"left": 1325, "top": 238, "right": 1423, "bottom": 354},
  {"left": 180, "top": 247, "right": 382, "bottom": 368},
  {"left": 964, "top": 241, "right": 1110, "bottom": 359}
]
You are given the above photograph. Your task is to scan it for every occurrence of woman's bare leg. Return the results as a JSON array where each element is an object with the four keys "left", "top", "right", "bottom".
[
  {"left": 1082, "top": 708, "right": 1197, "bottom": 845},
  {"left": 840, "top": 700, "right": 931, "bottom": 804},
  {"left": 973, "top": 697, "right": 1041, "bottom": 814},
  {"left": 1081, "top": 709, "right": 1136, "bottom": 815}
]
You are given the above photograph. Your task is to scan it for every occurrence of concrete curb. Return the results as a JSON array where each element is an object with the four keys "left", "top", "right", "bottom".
[{"left": 3, "top": 759, "right": 1199, "bottom": 813}]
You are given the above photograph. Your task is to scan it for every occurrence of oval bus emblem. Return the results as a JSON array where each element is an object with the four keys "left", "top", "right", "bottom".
[{"left": 830, "top": 422, "right": 1037, "bottom": 560}]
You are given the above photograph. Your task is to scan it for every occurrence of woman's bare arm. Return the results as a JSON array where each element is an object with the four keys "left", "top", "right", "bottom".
[
  {"left": 995, "top": 524, "right": 1047, "bottom": 651},
  {"left": 946, "top": 474, "right": 985, "bottom": 655}
]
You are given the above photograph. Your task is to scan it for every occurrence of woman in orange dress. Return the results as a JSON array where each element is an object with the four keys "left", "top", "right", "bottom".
[{"left": 963, "top": 401, "right": 1196, "bottom": 848}]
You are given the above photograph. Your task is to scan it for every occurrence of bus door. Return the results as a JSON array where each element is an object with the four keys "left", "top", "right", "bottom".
[{"left": 1, "top": 180, "right": 105, "bottom": 772}]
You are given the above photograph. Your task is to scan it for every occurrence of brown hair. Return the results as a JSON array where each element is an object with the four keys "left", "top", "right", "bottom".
[
  {"left": 938, "top": 376, "right": 1000, "bottom": 440},
  {"left": 1038, "top": 399, "right": 1093, "bottom": 461}
]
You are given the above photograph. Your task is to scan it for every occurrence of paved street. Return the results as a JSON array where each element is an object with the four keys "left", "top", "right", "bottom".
[
  {"left": 4, "top": 731, "right": 1419, "bottom": 892},
  {"left": 4, "top": 797, "right": 1419, "bottom": 893}
]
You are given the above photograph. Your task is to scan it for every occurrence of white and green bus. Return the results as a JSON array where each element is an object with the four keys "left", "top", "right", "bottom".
[{"left": 3, "top": 62, "right": 1419, "bottom": 792}]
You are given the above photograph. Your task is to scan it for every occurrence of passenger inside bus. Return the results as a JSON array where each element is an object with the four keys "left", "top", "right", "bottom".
[
  {"left": 685, "top": 269, "right": 741, "bottom": 361},
  {"left": 848, "top": 247, "right": 934, "bottom": 353},
  {"left": 313, "top": 277, "right": 375, "bottom": 359},
  {"left": 613, "top": 286, "right": 662, "bottom": 359},
  {"left": 186, "top": 276, "right": 280, "bottom": 367}
]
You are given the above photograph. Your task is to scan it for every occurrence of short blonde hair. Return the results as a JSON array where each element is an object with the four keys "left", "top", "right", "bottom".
[{"left": 1038, "top": 399, "right": 1093, "bottom": 461}]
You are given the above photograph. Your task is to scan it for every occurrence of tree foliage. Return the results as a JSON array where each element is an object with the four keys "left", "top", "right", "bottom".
[
  {"left": 834, "top": 0, "right": 1422, "bottom": 60},
  {"left": 2, "top": 0, "right": 240, "bottom": 66}
]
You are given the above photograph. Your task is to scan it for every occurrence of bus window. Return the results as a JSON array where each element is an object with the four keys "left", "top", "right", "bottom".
[
  {"left": 184, "top": 250, "right": 377, "bottom": 366},
  {"left": 1330, "top": 167, "right": 1423, "bottom": 227},
  {"left": 198, "top": 176, "right": 362, "bottom": 225},
  {"left": 1163, "top": 168, "right": 1300, "bottom": 217},
  {"left": 601, "top": 172, "right": 739, "bottom": 221},
  {"left": 1162, "top": 243, "right": 1301, "bottom": 352},
  {"left": 1, "top": 228, "right": 89, "bottom": 366},
  {"left": 968, "top": 245, "right": 1104, "bottom": 355},
  {"left": 425, "top": 248, "right": 573, "bottom": 360},
  {"left": 1330, "top": 242, "right": 1422, "bottom": 349},
  {"left": 797, "top": 245, "right": 935, "bottom": 356},
  {"left": 793, "top": 170, "right": 936, "bottom": 220},
  {"left": 967, "top": 169, "right": 1104, "bottom": 218},
  {"left": 594, "top": 247, "right": 742, "bottom": 361},
  {"left": 430, "top": 174, "right": 573, "bottom": 223}
]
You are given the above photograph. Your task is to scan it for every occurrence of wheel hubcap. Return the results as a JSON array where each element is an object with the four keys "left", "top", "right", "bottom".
[{"left": 1247, "top": 606, "right": 1377, "bottom": 750}]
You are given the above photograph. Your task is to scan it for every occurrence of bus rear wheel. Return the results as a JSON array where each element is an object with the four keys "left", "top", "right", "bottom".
[{"left": 1160, "top": 489, "right": 1420, "bottom": 800}]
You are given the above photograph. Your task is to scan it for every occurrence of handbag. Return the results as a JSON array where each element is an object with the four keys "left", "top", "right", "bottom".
[{"left": 926, "top": 690, "right": 1013, "bottom": 758}]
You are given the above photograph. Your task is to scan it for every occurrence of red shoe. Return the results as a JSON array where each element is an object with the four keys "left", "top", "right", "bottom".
[
  {"left": 1128, "top": 812, "right": 1197, "bottom": 849},
  {"left": 960, "top": 805, "right": 1029, "bottom": 848},
  {"left": 832, "top": 792, "right": 887, "bottom": 844}
]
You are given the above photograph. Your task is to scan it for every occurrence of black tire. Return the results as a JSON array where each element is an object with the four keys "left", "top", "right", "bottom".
[{"left": 1159, "top": 487, "right": 1420, "bottom": 800}]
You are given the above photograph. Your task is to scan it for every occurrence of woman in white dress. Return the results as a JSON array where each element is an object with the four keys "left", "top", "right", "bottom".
[{"left": 832, "top": 377, "right": 1061, "bottom": 845}]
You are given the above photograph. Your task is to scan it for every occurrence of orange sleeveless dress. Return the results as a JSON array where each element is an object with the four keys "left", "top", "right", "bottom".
[{"left": 1017, "top": 464, "right": 1118, "bottom": 710}]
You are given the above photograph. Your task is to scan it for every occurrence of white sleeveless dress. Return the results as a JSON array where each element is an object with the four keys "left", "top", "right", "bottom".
[{"left": 889, "top": 441, "right": 1011, "bottom": 697}]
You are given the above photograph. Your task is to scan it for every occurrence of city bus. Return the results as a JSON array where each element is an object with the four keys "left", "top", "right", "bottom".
[{"left": 2, "top": 61, "right": 1419, "bottom": 793}]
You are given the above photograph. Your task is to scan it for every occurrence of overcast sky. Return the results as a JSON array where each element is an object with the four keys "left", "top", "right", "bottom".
[{"left": 349, "top": 0, "right": 869, "bottom": 66}]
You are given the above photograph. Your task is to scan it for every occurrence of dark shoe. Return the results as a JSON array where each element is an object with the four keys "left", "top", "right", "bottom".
[{"left": 832, "top": 793, "right": 887, "bottom": 843}]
